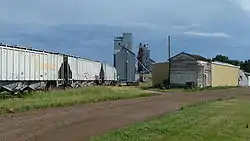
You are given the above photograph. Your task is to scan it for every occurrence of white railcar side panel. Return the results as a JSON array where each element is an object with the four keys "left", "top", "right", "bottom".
[
  {"left": 35, "top": 53, "right": 39, "bottom": 80},
  {"left": 85, "top": 60, "right": 92, "bottom": 80},
  {"left": 0, "top": 47, "right": 2, "bottom": 80},
  {"left": 46, "top": 53, "right": 64, "bottom": 80},
  {"left": 77, "top": 58, "right": 85, "bottom": 80},
  {"left": 68, "top": 57, "right": 77, "bottom": 80},
  {"left": 104, "top": 64, "right": 115, "bottom": 80},
  {"left": 49, "top": 54, "right": 53, "bottom": 80},
  {"left": 86, "top": 60, "right": 101, "bottom": 80},
  {"left": 43, "top": 53, "right": 48, "bottom": 80},
  {"left": 93, "top": 61, "right": 101, "bottom": 80},
  {"left": 48, "top": 53, "right": 53, "bottom": 80},
  {"left": 74, "top": 58, "right": 78, "bottom": 80},
  {"left": 13, "top": 49, "right": 19, "bottom": 80},
  {"left": 19, "top": 50, "right": 25, "bottom": 80},
  {"left": 1, "top": 48, "right": 7, "bottom": 80},
  {"left": 67, "top": 57, "right": 101, "bottom": 81},
  {"left": 78, "top": 59, "right": 83, "bottom": 80},
  {"left": 0, "top": 45, "right": 64, "bottom": 81},
  {"left": 41, "top": 53, "right": 45, "bottom": 81},
  {"left": 30, "top": 52, "right": 35, "bottom": 80},
  {"left": 7, "top": 49, "right": 13, "bottom": 80},
  {"left": 85, "top": 60, "right": 90, "bottom": 80},
  {"left": 25, "top": 51, "right": 29, "bottom": 80}
]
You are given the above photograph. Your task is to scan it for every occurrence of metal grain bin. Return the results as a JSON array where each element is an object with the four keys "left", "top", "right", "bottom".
[{"left": 114, "top": 47, "right": 135, "bottom": 83}]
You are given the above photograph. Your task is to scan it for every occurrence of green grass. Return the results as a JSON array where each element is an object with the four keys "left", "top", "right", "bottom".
[
  {"left": 0, "top": 86, "right": 153, "bottom": 114},
  {"left": 90, "top": 97, "right": 250, "bottom": 141},
  {"left": 139, "top": 83, "right": 240, "bottom": 93},
  {"left": 183, "top": 86, "right": 240, "bottom": 92}
]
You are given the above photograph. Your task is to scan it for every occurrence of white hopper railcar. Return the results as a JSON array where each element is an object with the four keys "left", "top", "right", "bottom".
[
  {"left": 0, "top": 44, "right": 118, "bottom": 94},
  {"left": 66, "top": 55, "right": 118, "bottom": 87},
  {"left": 0, "top": 44, "right": 64, "bottom": 93}
]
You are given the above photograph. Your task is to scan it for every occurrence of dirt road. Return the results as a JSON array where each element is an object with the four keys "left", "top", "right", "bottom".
[{"left": 0, "top": 87, "right": 249, "bottom": 141}]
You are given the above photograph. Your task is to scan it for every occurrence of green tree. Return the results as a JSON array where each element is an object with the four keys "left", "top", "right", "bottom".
[
  {"left": 212, "top": 55, "right": 250, "bottom": 73},
  {"left": 241, "top": 60, "right": 250, "bottom": 73},
  {"left": 212, "top": 55, "right": 229, "bottom": 63}
]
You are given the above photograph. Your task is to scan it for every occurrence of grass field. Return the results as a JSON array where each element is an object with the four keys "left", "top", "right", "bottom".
[
  {"left": 0, "top": 86, "right": 153, "bottom": 114},
  {"left": 138, "top": 82, "right": 239, "bottom": 93},
  {"left": 91, "top": 97, "right": 250, "bottom": 141}
]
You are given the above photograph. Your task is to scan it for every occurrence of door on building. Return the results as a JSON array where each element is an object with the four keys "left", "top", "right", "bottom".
[{"left": 203, "top": 74, "right": 207, "bottom": 88}]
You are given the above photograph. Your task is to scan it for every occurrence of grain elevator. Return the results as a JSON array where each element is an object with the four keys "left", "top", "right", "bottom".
[{"left": 114, "top": 33, "right": 136, "bottom": 84}]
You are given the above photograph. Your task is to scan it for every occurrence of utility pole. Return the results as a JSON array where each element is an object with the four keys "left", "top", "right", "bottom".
[{"left": 168, "top": 36, "right": 171, "bottom": 89}]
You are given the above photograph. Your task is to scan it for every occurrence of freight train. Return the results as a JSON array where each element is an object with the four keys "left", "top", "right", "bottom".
[{"left": 0, "top": 44, "right": 118, "bottom": 94}]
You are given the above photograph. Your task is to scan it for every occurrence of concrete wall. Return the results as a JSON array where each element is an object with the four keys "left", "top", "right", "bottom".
[
  {"left": 152, "top": 62, "right": 169, "bottom": 86},
  {"left": 211, "top": 62, "right": 240, "bottom": 87}
]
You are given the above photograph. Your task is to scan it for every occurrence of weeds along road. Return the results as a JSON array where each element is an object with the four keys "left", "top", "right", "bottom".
[{"left": 0, "top": 87, "right": 249, "bottom": 141}]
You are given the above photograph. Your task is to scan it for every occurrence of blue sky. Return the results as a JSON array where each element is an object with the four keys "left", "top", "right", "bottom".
[{"left": 1, "top": 0, "right": 250, "bottom": 64}]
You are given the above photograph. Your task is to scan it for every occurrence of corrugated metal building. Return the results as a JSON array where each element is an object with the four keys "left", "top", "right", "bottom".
[
  {"left": 113, "top": 33, "right": 136, "bottom": 83},
  {"left": 114, "top": 47, "right": 136, "bottom": 83},
  {"left": 169, "top": 52, "right": 212, "bottom": 88},
  {"left": 152, "top": 62, "right": 169, "bottom": 87},
  {"left": 152, "top": 52, "right": 241, "bottom": 88},
  {"left": 211, "top": 61, "right": 240, "bottom": 87}
]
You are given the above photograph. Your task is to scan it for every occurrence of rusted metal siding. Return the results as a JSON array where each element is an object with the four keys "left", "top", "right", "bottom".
[
  {"left": 211, "top": 62, "right": 240, "bottom": 87},
  {"left": 152, "top": 62, "right": 169, "bottom": 86}
]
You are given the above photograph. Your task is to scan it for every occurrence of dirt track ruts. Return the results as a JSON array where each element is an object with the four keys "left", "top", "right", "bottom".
[{"left": 0, "top": 87, "right": 249, "bottom": 141}]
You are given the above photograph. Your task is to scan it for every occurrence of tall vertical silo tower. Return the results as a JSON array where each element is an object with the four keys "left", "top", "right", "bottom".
[{"left": 113, "top": 33, "right": 136, "bottom": 83}]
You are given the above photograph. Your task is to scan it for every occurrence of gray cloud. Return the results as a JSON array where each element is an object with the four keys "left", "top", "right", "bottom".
[{"left": 0, "top": 0, "right": 250, "bottom": 63}]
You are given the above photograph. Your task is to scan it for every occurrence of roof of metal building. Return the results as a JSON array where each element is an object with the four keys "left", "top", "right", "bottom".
[
  {"left": 170, "top": 52, "right": 211, "bottom": 62},
  {"left": 212, "top": 61, "right": 240, "bottom": 68},
  {"left": 190, "top": 54, "right": 211, "bottom": 62}
]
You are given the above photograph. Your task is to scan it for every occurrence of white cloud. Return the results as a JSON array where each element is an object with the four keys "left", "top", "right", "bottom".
[
  {"left": 183, "top": 31, "right": 231, "bottom": 38},
  {"left": 234, "top": 0, "right": 250, "bottom": 11},
  {"left": 172, "top": 24, "right": 201, "bottom": 29}
]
